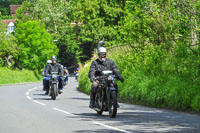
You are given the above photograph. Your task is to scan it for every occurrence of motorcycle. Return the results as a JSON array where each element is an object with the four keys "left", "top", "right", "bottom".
[
  {"left": 93, "top": 70, "right": 118, "bottom": 118},
  {"left": 48, "top": 72, "right": 59, "bottom": 100},
  {"left": 75, "top": 72, "right": 79, "bottom": 81}
]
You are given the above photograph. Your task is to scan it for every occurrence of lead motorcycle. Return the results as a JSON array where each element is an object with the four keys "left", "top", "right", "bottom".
[
  {"left": 93, "top": 70, "right": 118, "bottom": 118},
  {"left": 48, "top": 72, "right": 59, "bottom": 100}
]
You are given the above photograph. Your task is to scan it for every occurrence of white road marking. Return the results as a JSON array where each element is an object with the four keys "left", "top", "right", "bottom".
[
  {"left": 52, "top": 108, "right": 75, "bottom": 116},
  {"left": 93, "top": 121, "right": 131, "bottom": 133},
  {"left": 26, "top": 96, "right": 32, "bottom": 100},
  {"left": 26, "top": 85, "right": 129, "bottom": 133},
  {"left": 26, "top": 86, "right": 46, "bottom": 106},
  {"left": 32, "top": 87, "right": 37, "bottom": 90},
  {"left": 33, "top": 100, "right": 46, "bottom": 106}
]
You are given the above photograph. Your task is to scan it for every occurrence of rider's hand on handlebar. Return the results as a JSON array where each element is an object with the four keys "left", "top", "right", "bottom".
[
  {"left": 117, "top": 75, "right": 124, "bottom": 82},
  {"left": 90, "top": 76, "right": 95, "bottom": 82}
]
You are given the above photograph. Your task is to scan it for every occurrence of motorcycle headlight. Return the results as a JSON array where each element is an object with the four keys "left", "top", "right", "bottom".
[
  {"left": 108, "top": 75, "right": 114, "bottom": 81},
  {"left": 52, "top": 75, "right": 57, "bottom": 79}
]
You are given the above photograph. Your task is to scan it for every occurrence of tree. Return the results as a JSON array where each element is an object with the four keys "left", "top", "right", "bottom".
[
  {"left": 16, "top": 0, "right": 81, "bottom": 67},
  {"left": 15, "top": 20, "right": 58, "bottom": 70},
  {"left": 0, "top": 21, "right": 18, "bottom": 67},
  {"left": 0, "top": 0, "right": 25, "bottom": 15}
]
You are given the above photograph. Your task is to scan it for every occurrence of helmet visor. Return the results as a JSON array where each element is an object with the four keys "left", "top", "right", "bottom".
[{"left": 99, "top": 52, "right": 106, "bottom": 58}]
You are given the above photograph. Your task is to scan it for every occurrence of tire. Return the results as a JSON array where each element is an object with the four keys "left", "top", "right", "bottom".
[
  {"left": 51, "top": 84, "right": 57, "bottom": 100},
  {"left": 97, "top": 109, "right": 103, "bottom": 115},
  {"left": 108, "top": 91, "right": 117, "bottom": 118},
  {"left": 95, "top": 93, "right": 103, "bottom": 115}
]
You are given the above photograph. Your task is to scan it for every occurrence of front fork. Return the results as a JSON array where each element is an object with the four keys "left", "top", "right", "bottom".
[
  {"left": 48, "top": 80, "right": 57, "bottom": 95},
  {"left": 106, "top": 83, "right": 118, "bottom": 109}
]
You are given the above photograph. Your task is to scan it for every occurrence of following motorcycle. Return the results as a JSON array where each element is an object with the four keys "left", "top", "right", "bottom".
[
  {"left": 75, "top": 72, "right": 79, "bottom": 81},
  {"left": 93, "top": 70, "right": 118, "bottom": 118}
]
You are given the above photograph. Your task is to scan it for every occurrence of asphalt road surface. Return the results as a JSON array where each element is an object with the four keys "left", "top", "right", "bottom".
[{"left": 0, "top": 77, "right": 200, "bottom": 133}]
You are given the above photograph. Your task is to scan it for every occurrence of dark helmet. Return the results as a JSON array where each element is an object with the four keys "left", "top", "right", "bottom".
[
  {"left": 98, "top": 41, "right": 105, "bottom": 48},
  {"left": 52, "top": 55, "right": 56, "bottom": 61}
]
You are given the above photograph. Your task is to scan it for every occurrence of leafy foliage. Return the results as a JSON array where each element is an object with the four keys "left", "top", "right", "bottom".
[
  {"left": 0, "top": 0, "right": 25, "bottom": 15},
  {"left": 15, "top": 20, "right": 58, "bottom": 70},
  {"left": 0, "top": 15, "right": 14, "bottom": 19},
  {"left": 16, "top": 0, "right": 81, "bottom": 68}
]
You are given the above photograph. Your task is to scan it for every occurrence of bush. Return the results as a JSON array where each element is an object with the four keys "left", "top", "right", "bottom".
[{"left": 0, "top": 15, "right": 14, "bottom": 19}]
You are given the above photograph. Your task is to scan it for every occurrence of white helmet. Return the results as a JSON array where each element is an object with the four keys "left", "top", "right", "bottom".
[
  {"left": 47, "top": 60, "right": 52, "bottom": 64},
  {"left": 98, "top": 47, "right": 107, "bottom": 54},
  {"left": 98, "top": 47, "right": 107, "bottom": 58}
]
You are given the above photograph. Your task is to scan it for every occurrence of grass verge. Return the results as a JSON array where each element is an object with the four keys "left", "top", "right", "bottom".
[{"left": 0, "top": 67, "right": 42, "bottom": 85}]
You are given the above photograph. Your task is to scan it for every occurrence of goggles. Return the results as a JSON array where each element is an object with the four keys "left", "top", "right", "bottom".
[{"left": 99, "top": 52, "right": 106, "bottom": 57}]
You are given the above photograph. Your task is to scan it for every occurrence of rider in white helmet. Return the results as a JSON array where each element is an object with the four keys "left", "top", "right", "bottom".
[
  {"left": 42, "top": 60, "right": 52, "bottom": 91},
  {"left": 88, "top": 41, "right": 124, "bottom": 108}
]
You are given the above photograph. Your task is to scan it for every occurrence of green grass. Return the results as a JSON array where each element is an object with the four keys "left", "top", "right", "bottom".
[{"left": 0, "top": 67, "right": 42, "bottom": 85}]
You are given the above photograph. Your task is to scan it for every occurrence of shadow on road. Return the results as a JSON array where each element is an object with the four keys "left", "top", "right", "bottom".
[
  {"left": 33, "top": 97, "right": 51, "bottom": 100},
  {"left": 70, "top": 97, "right": 90, "bottom": 101},
  {"left": 33, "top": 93, "right": 46, "bottom": 96},
  {"left": 74, "top": 107, "right": 199, "bottom": 133},
  {"left": 74, "top": 129, "right": 121, "bottom": 133}
]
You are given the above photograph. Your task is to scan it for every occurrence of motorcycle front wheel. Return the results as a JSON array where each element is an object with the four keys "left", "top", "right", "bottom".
[
  {"left": 51, "top": 84, "right": 57, "bottom": 100},
  {"left": 95, "top": 93, "right": 103, "bottom": 115},
  {"left": 108, "top": 91, "right": 117, "bottom": 118}
]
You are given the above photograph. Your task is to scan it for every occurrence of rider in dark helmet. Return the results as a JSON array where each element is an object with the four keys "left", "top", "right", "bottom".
[
  {"left": 88, "top": 41, "right": 124, "bottom": 108},
  {"left": 45, "top": 56, "right": 64, "bottom": 94},
  {"left": 98, "top": 40, "right": 105, "bottom": 48}
]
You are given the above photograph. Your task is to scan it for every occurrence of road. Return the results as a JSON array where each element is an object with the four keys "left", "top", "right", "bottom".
[{"left": 0, "top": 77, "right": 200, "bottom": 133}]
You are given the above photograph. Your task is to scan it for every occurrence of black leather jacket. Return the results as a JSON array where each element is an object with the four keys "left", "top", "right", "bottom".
[
  {"left": 88, "top": 58, "right": 121, "bottom": 82},
  {"left": 45, "top": 63, "right": 64, "bottom": 77}
]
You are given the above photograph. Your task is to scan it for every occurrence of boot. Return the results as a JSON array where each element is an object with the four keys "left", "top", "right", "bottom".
[
  {"left": 89, "top": 101, "right": 94, "bottom": 108},
  {"left": 45, "top": 90, "right": 49, "bottom": 95},
  {"left": 117, "top": 103, "right": 120, "bottom": 108},
  {"left": 89, "top": 92, "right": 95, "bottom": 108}
]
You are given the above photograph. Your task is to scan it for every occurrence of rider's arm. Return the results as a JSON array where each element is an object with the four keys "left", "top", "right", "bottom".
[
  {"left": 42, "top": 67, "right": 45, "bottom": 76},
  {"left": 110, "top": 60, "right": 120, "bottom": 77},
  {"left": 58, "top": 65, "right": 64, "bottom": 77},
  {"left": 88, "top": 61, "right": 96, "bottom": 82},
  {"left": 111, "top": 60, "right": 124, "bottom": 82},
  {"left": 45, "top": 65, "right": 50, "bottom": 76}
]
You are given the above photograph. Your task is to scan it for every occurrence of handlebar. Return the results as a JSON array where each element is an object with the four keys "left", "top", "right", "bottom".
[
  {"left": 95, "top": 75, "right": 107, "bottom": 80},
  {"left": 46, "top": 74, "right": 63, "bottom": 77}
]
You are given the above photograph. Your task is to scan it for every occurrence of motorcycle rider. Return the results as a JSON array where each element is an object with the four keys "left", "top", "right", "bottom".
[
  {"left": 61, "top": 65, "right": 69, "bottom": 85},
  {"left": 64, "top": 67, "right": 69, "bottom": 85},
  {"left": 74, "top": 67, "right": 79, "bottom": 81},
  {"left": 88, "top": 41, "right": 124, "bottom": 108},
  {"left": 42, "top": 60, "right": 52, "bottom": 91},
  {"left": 45, "top": 56, "right": 64, "bottom": 94}
]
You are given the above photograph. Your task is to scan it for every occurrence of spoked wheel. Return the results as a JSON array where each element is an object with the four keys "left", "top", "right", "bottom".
[
  {"left": 108, "top": 91, "right": 117, "bottom": 118},
  {"left": 95, "top": 93, "right": 103, "bottom": 115},
  {"left": 51, "top": 84, "right": 57, "bottom": 100}
]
